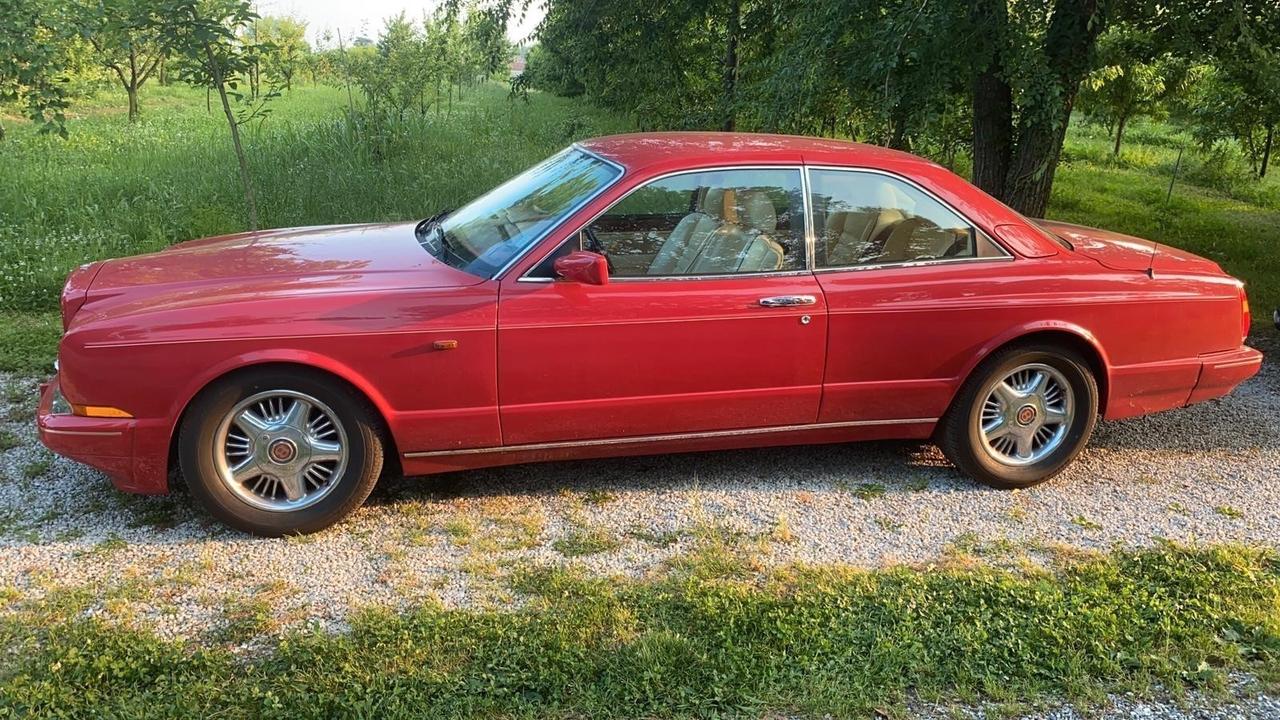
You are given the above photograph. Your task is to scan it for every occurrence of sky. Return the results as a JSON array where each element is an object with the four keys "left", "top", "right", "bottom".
[{"left": 255, "top": 0, "right": 546, "bottom": 47}]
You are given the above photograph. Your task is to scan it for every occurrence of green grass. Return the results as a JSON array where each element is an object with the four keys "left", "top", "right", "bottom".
[
  {"left": 2, "top": 545, "right": 1279, "bottom": 717},
  {"left": 553, "top": 526, "right": 622, "bottom": 557}
]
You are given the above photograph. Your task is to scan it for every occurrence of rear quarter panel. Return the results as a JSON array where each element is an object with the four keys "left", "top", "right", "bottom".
[{"left": 815, "top": 252, "right": 1243, "bottom": 423}]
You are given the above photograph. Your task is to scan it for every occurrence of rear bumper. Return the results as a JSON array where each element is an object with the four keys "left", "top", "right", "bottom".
[
  {"left": 36, "top": 374, "right": 169, "bottom": 495},
  {"left": 1186, "top": 345, "right": 1264, "bottom": 406}
]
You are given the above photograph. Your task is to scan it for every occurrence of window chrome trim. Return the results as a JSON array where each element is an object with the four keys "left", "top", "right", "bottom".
[
  {"left": 490, "top": 144, "right": 627, "bottom": 281},
  {"left": 517, "top": 163, "right": 812, "bottom": 283},
  {"left": 802, "top": 165, "right": 1014, "bottom": 273},
  {"left": 403, "top": 416, "right": 937, "bottom": 458}
]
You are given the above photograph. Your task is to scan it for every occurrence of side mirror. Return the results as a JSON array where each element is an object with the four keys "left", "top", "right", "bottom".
[{"left": 554, "top": 250, "right": 609, "bottom": 285}]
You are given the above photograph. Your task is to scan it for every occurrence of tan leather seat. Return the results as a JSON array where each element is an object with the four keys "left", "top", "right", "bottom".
[
  {"left": 686, "top": 190, "right": 785, "bottom": 274},
  {"left": 646, "top": 188, "right": 726, "bottom": 275},
  {"left": 822, "top": 181, "right": 907, "bottom": 265}
]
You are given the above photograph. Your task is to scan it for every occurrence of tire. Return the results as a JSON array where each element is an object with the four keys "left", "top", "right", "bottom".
[
  {"left": 179, "top": 368, "right": 384, "bottom": 536},
  {"left": 938, "top": 343, "right": 1098, "bottom": 489}
]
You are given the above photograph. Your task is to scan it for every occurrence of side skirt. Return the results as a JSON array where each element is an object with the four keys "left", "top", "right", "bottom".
[{"left": 400, "top": 417, "right": 938, "bottom": 476}]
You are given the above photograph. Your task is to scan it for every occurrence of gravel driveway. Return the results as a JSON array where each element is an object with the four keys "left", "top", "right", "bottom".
[{"left": 2, "top": 336, "right": 1277, "bottom": 648}]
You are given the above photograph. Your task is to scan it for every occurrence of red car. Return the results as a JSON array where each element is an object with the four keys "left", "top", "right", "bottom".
[{"left": 38, "top": 133, "right": 1262, "bottom": 535}]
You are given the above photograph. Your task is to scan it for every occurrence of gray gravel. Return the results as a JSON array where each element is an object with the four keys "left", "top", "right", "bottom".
[{"left": 0, "top": 336, "right": 1277, "bottom": 715}]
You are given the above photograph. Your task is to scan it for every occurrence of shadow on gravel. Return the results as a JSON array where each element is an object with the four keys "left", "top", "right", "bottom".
[{"left": 367, "top": 439, "right": 976, "bottom": 508}]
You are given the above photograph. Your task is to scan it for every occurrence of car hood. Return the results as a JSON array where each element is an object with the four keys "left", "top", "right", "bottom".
[
  {"left": 68, "top": 223, "right": 484, "bottom": 327},
  {"left": 1035, "top": 220, "right": 1155, "bottom": 272}
]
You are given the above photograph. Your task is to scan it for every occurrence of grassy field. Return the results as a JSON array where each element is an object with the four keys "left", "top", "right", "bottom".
[
  {"left": 3, "top": 544, "right": 1279, "bottom": 717},
  {"left": 2, "top": 84, "right": 1278, "bottom": 373}
]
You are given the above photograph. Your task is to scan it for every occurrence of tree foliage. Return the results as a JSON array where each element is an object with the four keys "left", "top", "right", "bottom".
[
  {"left": 530, "top": 0, "right": 1280, "bottom": 215},
  {"left": 0, "top": 0, "right": 72, "bottom": 138},
  {"left": 1077, "top": 24, "right": 1178, "bottom": 156},
  {"left": 75, "top": 0, "right": 172, "bottom": 121}
]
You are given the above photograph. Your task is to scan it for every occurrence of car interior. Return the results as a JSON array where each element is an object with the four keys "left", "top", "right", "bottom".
[
  {"left": 528, "top": 171, "right": 1004, "bottom": 279},
  {"left": 810, "top": 173, "right": 1006, "bottom": 267}
]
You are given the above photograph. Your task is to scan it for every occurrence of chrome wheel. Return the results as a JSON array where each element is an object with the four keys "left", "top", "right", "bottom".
[
  {"left": 213, "top": 390, "right": 348, "bottom": 512},
  {"left": 977, "top": 362, "right": 1074, "bottom": 466}
]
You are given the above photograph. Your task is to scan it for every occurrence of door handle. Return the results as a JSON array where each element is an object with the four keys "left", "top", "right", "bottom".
[{"left": 758, "top": 295, "right": 816, "bottom": 308}]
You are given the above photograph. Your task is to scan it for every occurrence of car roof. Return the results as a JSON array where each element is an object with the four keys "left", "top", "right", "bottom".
[{"left": 576, "top": 132, "right": 942, "bottom": 176}]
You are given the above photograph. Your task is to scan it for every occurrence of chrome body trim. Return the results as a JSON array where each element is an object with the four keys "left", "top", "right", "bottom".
[
  {"left": 41, "top": 428, "right": 125, "bottom": 437},
  {"left": 490, "top": 145, "right": 628, "bottom": 281},
  {"left": 403, "top": 417, "right": 937, "bottom": 458},
  {"left": 758, "top": 295, "right": 817, "bottom": 307},
  {"left": 517, "top": 163, "right": 811, "bottom": 283}
]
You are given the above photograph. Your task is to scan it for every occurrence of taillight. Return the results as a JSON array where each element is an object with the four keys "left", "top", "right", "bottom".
[{"left": 1240, "top": 286, "right": 1251, "bottom": 341}]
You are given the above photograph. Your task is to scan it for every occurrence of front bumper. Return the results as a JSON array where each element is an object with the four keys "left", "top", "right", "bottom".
[{"left": 36, "top": 374, "right": 167, "bottom": 494}]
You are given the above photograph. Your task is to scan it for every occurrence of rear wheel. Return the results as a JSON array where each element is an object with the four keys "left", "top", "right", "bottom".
[
  {"left": 938, "top": 344, "right": 1098, "bottom": 489},
  {"left": 179, "top": 368, "right": 384, "bottom": 536}
]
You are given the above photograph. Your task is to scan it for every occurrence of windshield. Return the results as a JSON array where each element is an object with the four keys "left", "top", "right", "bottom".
[{"left": 419, "top": 148, "right": 621, "bottom": 278}]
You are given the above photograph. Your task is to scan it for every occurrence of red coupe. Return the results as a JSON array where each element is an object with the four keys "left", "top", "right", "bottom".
[{"left": 38, "top": 133, "right": 1262, "bottom": 535}]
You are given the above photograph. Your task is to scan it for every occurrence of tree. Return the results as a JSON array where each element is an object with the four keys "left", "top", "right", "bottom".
[
  {"left": 159, "top": 0, "right": 263, "bottom": 228},
  {"left": 1077, "top": 25, "right": 1175, "bottom": 156},
  {"left": 0, "top": 0, "right": 72, "bottom": 138},
  {"left": 967, "top": 0, "right": 1109, "bottom": 217},
  {"left": 76, "top": 0, "right": 170, "bottom": 122},
  {"left": 255, "top": 17, "right": 308, "bottom": 92},
  {"left": 1188, "top": 66, "right": 1279, "bottom": 178},
  {"left": 1139, "top": 0, "right": 1280, "bottom": 177}
]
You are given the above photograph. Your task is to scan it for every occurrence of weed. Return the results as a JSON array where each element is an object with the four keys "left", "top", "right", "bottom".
[
  {"left": 553, "top": 526, "right": 622, "bottom": 557},
  {"left": 853, "top": 483, "right": 886, "bottom": 501}
]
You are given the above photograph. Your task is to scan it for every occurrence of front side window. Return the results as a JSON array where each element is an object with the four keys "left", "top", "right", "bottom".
[
  {"left": 810, "top": 169, "right": 1004, "bottom": 268},
  {"left": 557, "top": 168, "right": 806, "bottom": 277},
  {"left": 418, "top": 148, "right": 621, "bottom": 278}
]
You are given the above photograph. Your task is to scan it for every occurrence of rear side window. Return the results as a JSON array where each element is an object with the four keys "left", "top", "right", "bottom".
[{"left": 810, "top": 169, "right": 1004, "bottom": 268}]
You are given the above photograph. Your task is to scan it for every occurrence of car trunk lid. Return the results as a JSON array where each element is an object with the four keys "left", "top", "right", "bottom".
[{"left": 1034, "top": 220, "right": 1155, "bottom": 272}]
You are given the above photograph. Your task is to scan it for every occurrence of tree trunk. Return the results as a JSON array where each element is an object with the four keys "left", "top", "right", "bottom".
[
  {"left": 205, "top": 43, "right": 260, "bottom": 231},
  {"left": 1000, "top": 0, "right": 1103, "bottom": 217},
  {"left": 721, "top": 0, "right": 740, "bottom": 132},
  {"left": 969, "top": 0, "right": 1012, "bottom": 200},
  {"left": 1003, "top": 102, "right": 1073, "bottom": 218},
  {"left": 1113, "top": 112, "right": 1127, "bottom": 156},
  {"left": 1260, "top": 124, "right": 1274, "bottom": 178},
  {"left": 127, "top": 86, "right": 140, "bottom": 122}
]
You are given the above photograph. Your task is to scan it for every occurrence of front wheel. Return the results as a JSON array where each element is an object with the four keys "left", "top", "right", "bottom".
[
  {"left": 938, "top": 344, "right": 1098, "bottom": 489},
  {"left": 178, "top": 368, "right": 384, "bottom": 536}
]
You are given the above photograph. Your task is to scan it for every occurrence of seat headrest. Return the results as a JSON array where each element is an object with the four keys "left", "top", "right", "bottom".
[
  {"left": 701, "top": 188, "right": 726, "bottom": 221},
  {"left": 739, "top": 191, "right": 777, "bottom": 234},
  {"left": 875, "top": 181, "right": 913, "bottom": 214}
]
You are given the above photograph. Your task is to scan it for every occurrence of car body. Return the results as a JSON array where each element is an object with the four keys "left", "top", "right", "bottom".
[{"left": 37, "top": 133, "right": 1262, "bottom": 533}]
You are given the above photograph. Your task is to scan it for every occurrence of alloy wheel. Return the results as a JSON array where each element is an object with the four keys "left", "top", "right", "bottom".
[{"left": 213, "top": 390, "right": 349, "bottom": 512}]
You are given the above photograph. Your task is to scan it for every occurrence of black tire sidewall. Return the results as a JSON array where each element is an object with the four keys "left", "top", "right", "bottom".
[
  {"left": 952, "top": 347, "right": 1098, "bottom": 488},
  {"left": 179, "top": 369, "right": 382, "bottom": 536}
]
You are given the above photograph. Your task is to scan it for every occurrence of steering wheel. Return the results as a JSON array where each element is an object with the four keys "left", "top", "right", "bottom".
[{"left": 583, "top": 226, "right": 616, "bottom": 274}]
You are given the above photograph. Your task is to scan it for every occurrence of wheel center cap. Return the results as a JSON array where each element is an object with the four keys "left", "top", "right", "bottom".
[
  {"left": 1015, "top": 404, "right": 1038, "bottom": 426},
  {"left": 267, "top": 438, "right": 298, "bottom": 464}
]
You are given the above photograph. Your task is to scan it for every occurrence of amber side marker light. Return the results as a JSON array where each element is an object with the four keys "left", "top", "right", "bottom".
[
  {"left": 72, "top": 405, "right": 134, "bottom": 419},
  {"left": 1240, "top": 286, "right": 1250, "bottom": 341}
]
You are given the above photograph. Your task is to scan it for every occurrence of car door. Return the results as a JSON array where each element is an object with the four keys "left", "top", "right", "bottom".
[
  {"left": 496, "top": 166, "right": 827, "bottom": 445},
  {"left": 806, "top": 166, "right": 1016, "bottom": 424}
]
